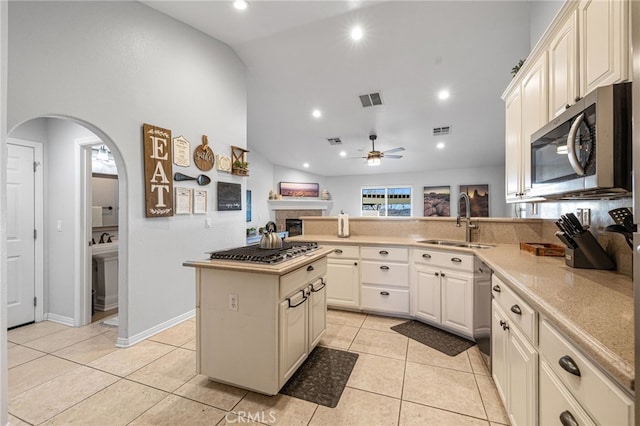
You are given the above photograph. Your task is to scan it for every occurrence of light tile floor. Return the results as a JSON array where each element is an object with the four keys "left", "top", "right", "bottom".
[{"left": 7, "top": 310, "right": 510, "bottom": 426}]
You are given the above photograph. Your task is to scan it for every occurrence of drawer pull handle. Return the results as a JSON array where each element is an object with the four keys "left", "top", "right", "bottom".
[
  {"left": 451, "top": 257, "right": 462, "bottom": 263},
  {"left": 310, "top": 278, "right": 326, "bottom": 293},
  {"left": 559, "top": 410, "right": 579, "bottom": 426},
  {"left": 380, "top": 291, "right": 390, "bottom": 296},
  {"left": 435, "top": 272, "right": 440, "bottom": 277},
  {"left": 492, "top": 285, "right": 501, "bottom": 293},
  {"left": 287, "top": 290, "right": 308, "bottom": 308},
  {"left": 307, "top": 265, "right": 314, "bottom": 272},
  {"left": 380, "top": 265, "right": 390, "bottom": 270},
  {"left": 334, "top": 249, "right": 343, "bottom": 254},
  {"left": 510, "top": 305, "right": 522, "bottom": 315},
  {"left": 379, "top": 250, "right": 389, "bottom": 255},
  {"left": 499, "top": 320, "right": 509, "bottom": 331},
  {"left": 422, "top": 253, "right": 432, "bottom": 259},
  {"left": 559, "top": 355, "right": 581, "bottom": 377},
  {"left": 441, "top": 272, "right": 445, "bottom": 277}
]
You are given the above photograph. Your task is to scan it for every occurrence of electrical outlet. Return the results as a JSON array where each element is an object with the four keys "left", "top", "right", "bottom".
[{"left": 229, "top": 294, "right": 238, "bottom": 311}]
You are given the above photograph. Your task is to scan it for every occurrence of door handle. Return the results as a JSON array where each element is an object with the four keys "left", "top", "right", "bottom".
[
  {"left": 559, "top": 355, "right": 581, "bottom": 377},
  {"left": 287, "top": 290, "right": 308, "bottom": 308},
  {"left": 567, "top": 112, "right": 586, "bottom": 176},
  {"left": 334, "top": 249, "right": 343, "bottom": 254}
]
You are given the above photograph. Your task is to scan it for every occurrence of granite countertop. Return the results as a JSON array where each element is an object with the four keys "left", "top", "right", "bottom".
[
  {"left": 183, "top": 247, "right": 333, "bottom": 275},
  {"left": 289, "top": 234, "right": 634, "bottom": 392}
]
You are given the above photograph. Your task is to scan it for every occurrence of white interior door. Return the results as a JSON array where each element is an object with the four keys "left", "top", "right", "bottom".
[{"left": 7, "top": 143, "right": 36, "bottom": 328}]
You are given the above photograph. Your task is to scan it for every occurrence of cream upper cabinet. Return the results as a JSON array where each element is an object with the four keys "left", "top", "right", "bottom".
[
  {"left": 548, "top": 10, "right": 579, "bottom": 118},
  {"left": 504, "top": 53, "right": 547, "bottom": 202},
  {"left": 579, "top": 0, "right": 629, "bottom": 96},
  {"left": 505, "top": 87, "right": 523, "bottom": 201}
]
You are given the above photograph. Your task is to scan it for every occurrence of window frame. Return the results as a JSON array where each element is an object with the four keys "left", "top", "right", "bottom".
[{"left": 361, "top": 185, "right": 413, "bottom": 217}]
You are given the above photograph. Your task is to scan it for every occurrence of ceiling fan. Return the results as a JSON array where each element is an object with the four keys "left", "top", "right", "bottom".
[{"left": 347, "top": 134, "right": 405, "bottom": 166}]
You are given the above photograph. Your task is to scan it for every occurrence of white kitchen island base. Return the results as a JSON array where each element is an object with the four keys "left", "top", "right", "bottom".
[{"left": 186, "top": 250, "right": 330, "bottom": 395}]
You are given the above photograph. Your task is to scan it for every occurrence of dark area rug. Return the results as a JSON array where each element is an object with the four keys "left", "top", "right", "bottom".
[
  {"left": 280, "top": 346, "right": 359, "bottom": 408},
  {"left": 391, "top": 320, "right": 475, "bottom": 356}
]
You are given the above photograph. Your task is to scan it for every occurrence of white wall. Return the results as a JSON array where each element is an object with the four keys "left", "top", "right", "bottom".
[
  {"left": 325, "top": 166, "right": 508, "bottom": 218},
  {"left": 245, "top": 149, "right": 274, "bottom": 227},
  {"left": 1, "top": 0, "right": 8, "bottom": 422},
  {"left": 8, "top": 1, "right": 247, "bottom": 339}
]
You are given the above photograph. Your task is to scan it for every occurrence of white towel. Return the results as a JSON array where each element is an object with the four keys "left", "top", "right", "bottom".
[{"left": 92, "top": 206, "right": 103, "bottom": 227}]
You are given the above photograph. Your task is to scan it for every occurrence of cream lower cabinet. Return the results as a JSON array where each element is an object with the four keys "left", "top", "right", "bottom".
[
  {"left": 412, "top": 249, "right": 490, "bottom": 340},
  {"left": 360, "top": 246, "right": 409, "bottom": 315},
  {"left": 491, "top": 276, "right": 538, "bottom": 426},
  {"left": 325, "top": 245, "right": 359, "bottom": 309}
]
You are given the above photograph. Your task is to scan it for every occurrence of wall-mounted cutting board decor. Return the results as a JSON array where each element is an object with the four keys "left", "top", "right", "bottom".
[
  {"left": 217, "top": 155, "right": 232, "bottom": 172},
  {"left": 143, "top": 123, "right": 174, "bottom": 217},
  {"left": 193, "top": 135, "right": 215, "bottom": 171},
  {"left": 172, "top": 135, "right": 191, "bottom": 167}
]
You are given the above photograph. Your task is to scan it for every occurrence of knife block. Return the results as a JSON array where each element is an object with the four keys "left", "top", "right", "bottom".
[{"left": 565, "top": 232, "right": 615, "bottom": 270}]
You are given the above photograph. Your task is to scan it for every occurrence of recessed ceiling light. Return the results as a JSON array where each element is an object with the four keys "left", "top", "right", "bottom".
[
  {"left": 312, "top": 109, "right": 322, "bottom": 118},
  {"left": 303, "top": 162, "right": 310, "bottom": 168},
  {"left": 233, "top": 0, "right": 248, "bottom": 10},
  {"left": 436, "top": 142, "right": 445, "bottom": 149},
  {"left": 339, "top": 151, "right": 347, "bottom": 157},
  {"left": 438, "top": 89, "right": 450, "bottom": 100},
  {"left": 351, "top": 26, "right": 363, "bottom": 41}
]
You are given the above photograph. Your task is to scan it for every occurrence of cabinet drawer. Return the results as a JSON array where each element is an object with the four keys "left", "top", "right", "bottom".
[
  {"left": 491, "top": 276, "right": 536, "bottom": 343},
  {"left": 325, "top": 245, "right": 359, "bottom": 259},
  {"left": 361, "top": 261, "right": 409, "bottom": 288},
  {"left": 539, "top": 319, "right": 633, "bottom": 426},
  {"left": 412, "top": 249, "right": 474, "bottom": 272},
  {"left": 361, "top": 246, "right": 408, "bottom": 262},
  {"left": 361, "top": 285, "right": 409, "bottom": 314},
  {"left": 539, "top": 360, "right": 595, "bottom": 426},
  {"left": 280, "top": 259, "right": 327, "bottom": 299}
]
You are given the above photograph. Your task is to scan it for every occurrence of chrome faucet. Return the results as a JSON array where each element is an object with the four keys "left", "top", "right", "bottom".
[
  {"left": 99, "top": 232, "right": 111, "bottom": 244},
  {"left": 457, "top": 192, "right": 478, "bottom": 242}
]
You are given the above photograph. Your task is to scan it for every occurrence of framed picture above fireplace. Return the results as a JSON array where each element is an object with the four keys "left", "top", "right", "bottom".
[{"left": 278, "top": 182, "right": 319, "bottom": 197}]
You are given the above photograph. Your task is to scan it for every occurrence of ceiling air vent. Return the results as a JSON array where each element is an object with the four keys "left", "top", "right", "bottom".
[
  {"left": 433, "top": 126, "right": 451, "bottom": 136},
  {"left": 326, "top": 137, "right": 342, "bottom": 145},
  {"left": 359, "top": 92, "right": 383, "bottom": 107}
]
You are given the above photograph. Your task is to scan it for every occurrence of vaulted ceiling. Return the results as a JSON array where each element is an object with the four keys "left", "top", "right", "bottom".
[{"left": 143, "top": 1, "right": 533, "bottom": 176}]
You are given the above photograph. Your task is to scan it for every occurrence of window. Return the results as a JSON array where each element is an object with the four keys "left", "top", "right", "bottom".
[{"left": 361, "top": 186, "right": 412, "bottom": 217}]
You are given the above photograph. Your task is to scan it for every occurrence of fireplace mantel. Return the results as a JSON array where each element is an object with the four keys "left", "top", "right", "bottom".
[{"left": 268, "top": 199, "right": 333, "bottom": 212}]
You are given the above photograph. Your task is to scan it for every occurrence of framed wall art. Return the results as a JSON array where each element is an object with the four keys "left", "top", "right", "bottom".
[
  {"left": 423, "top": 186, "right": 450, "bottom": 217},
  {"left": 459, "top": 184, "right": 489, "bottom": 217},
  {"left": 175, "top": 187, "right": 192, "bottom": 215},
  {"left": 278, "top": 182, "right": 319, "bottom": 197},
  {"left": 193, "top": 189, "right": 208, "bottom": 214},
  {"left": 217, "top": 181, "right": 242, "bottom": 211}
]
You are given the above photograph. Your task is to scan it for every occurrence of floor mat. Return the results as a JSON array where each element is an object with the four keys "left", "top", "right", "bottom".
[
  {"left": 280, "top": 346, "right": 359, "bottom": 408},
  {"left": 391, "top": 320, "right": 475, "bottom": 356}
]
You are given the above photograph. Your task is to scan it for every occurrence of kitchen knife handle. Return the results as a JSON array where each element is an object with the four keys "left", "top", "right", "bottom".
[{"left": 559, "top": 355, "right": 581, "bottom": 377}]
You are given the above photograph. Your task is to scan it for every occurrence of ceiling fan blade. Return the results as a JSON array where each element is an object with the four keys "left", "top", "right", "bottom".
[
  {"left": 384, "top": 155, "right": 403, "bottom": 159},
  {"left": 342, "top": 155, "right": 367, "bottom": 160},
  {"left": 383, "top": 147, "right": 405, "bottom": 154}
]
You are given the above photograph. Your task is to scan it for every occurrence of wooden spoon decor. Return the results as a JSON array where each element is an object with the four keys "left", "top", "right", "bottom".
[{"left": 193, "top": 135, "right": 215, "bottom": 171}]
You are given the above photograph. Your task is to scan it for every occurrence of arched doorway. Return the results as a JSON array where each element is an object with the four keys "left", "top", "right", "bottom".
[{"left": 6, "top": 116, "right": 128, "bottom": 337}]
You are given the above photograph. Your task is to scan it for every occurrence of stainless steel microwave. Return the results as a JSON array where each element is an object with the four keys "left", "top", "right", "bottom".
[{"left": 529, "top": 82, "right": 632, "bottom": 198}]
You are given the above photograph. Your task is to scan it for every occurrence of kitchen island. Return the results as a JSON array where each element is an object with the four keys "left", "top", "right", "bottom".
[{"left": 183, "top": 245, "right": 332, "bottom": 395}]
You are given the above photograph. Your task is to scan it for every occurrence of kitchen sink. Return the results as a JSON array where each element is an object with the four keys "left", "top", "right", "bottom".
[{"left": 416, "top": 239, "right": 494, "bottom": 249}]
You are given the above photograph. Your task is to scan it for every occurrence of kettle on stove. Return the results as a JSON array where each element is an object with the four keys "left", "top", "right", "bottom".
[{"left": 259, "top": 221, "right": 283, "bottom": 249}]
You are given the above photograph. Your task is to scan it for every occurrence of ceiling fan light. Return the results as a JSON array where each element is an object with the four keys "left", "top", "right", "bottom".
[{"left": 367, "top": 157, "right": 381, "bottom": 166}]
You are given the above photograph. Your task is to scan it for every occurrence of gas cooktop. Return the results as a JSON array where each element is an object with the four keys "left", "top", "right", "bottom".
[{"left": 209, "top": 241, "right": 318, "bottom": 264}]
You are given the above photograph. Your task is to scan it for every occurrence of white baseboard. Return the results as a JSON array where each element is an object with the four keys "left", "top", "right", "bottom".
[
  {"left": 116, "top": 309, "right": 195, "bottom": 348},
  {"left": 44, "top": 313, "right": 75, "bottom": 327}
]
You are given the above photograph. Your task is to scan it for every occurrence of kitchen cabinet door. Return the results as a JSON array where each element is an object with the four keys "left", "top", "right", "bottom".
[
  {"left": 308, "top": 279, "right": 327, "bottom": 349},
  {"left": 326, "top": 258, "right": 359, "bottom": 309},
  {"left": 548, "top": 10, "right": 579, "bottom": 119},
  {"left": 504, "top": 87, "right": 522, "bottom": 202},
  {"left": 579, "top": 0, "right": 628, "bottom": 96},
  {"left": 506, "top": 318, "right": 538, "bottom": 426},
  {"left": 440, "top": 270, "right": 474, "bottom": 337},
  {"left": 412, "top": 265, "right": 441, "bottom": 324},
  {"left": 491, "top": 300, "right": 509, "bottom": 406},
  {"left": 279, "top": 291, "right": 309, "bottom": 386}
]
